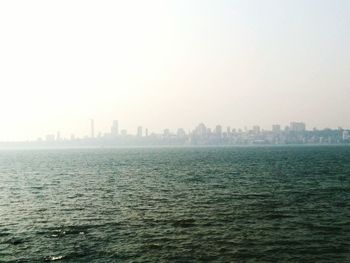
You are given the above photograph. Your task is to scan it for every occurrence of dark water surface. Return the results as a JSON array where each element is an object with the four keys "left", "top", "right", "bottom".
[{"left": 0, "top": 146, "right": 349, "bottom": 262}]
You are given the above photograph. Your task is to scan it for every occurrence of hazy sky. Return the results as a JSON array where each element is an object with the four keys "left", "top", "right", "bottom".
[{"left": 0, "top": 0, "right": 349, "bottom": 141}]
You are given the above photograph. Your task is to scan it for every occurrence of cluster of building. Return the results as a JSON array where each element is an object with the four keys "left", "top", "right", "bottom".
[
  {"left": 190, "top": 122, "right": 350, "bottom": 145},
  {"left": 30, "top": 120, "right": 350, "bottom": 147}
]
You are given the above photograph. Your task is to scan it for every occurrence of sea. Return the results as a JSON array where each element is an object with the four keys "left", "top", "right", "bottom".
[{"left": 0, "top": 146, "right": 349, "bottom": 262}]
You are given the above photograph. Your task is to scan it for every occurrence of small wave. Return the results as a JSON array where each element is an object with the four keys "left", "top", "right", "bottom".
[
  {"left": 6, "top": 237, "right": 24, "bottom": 245},
  {"left": 172, "top": 218, "right": 196, "bottom": 228},
  {"left": 45, "top": 255, "right": 64, "bottom": 261}
]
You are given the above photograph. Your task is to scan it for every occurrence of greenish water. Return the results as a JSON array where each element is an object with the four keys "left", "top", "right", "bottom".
[{"left": 0, "top": 146, "right": 349, "bottom": 262}]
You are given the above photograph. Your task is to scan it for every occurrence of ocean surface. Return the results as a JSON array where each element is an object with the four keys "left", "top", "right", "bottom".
[{"left": 0, "top": 146, "right": 349, "bottom": 262}]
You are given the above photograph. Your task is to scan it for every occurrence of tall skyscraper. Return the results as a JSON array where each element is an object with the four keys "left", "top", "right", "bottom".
[
  {"left": 194, "top": 123, "right": 207, "bottom": 137},
  {"left": 111, "top": 120, "right": 119, "bottom": 137},
  {"left": 137, "top": 126, "right": 143, "bottom": 137},
  {"left": 215, "top": 125, "right": 222, "bottom": 137}
]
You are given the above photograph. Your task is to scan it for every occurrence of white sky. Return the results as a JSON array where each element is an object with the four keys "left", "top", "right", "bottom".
[{"left": 0, "top": 0, "right": 349, "bottom": 140}]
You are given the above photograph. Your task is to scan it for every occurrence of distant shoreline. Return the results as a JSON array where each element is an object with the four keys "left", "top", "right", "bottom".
[{"left": 1, "top": 143, "right": 350, "bottom": 151}]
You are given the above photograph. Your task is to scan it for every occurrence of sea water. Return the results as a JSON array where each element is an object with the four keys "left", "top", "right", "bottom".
[{"left": 0, "top": 146, "right": 349, "bottom": 262}]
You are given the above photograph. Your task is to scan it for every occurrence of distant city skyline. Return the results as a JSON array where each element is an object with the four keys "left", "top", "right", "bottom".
[
  {"left": 42, "top": 119, "right": 311, "bottom": 141},
  {"left": 2, "top": 118, "right": 350, "bottom": 143},
  {"left": 2, "top": 117, "right": 350, "bottom": 142},
  {"left": 1, "top": 119, "right": 349, "bottom": 147},
  {"left": 1, "top": 1, "right": 349, "bottom": 141}
]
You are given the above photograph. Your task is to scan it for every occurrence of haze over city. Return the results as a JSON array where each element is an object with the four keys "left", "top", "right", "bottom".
[
  {"left": 1, "top": 0, "right": 349, "bottom": 141},
  {"left": 1, "top": 2, "right": 350, "bottom": 262}
]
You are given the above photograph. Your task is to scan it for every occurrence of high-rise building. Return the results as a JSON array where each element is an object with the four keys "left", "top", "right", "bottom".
[
  {"left": 215, "top": 125, "right": 222, "bottom": 137},
  {"left": 252, "top": 125, "right": 260, "bottom": 134},
  {"left": 194, "top": 123, "right": 207, "bottom": 137},
  {"left": 177, "top": 128, "right": 186, "bottom": 138},
  {"left": 111, "top": 120, "right": 119, "bottom": 137},
  {"left": 290, "top": 122, "right": 306, "bottom": 132},
  {"left": 137, "top": 126, "right": 143, "bottom": 137}
]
